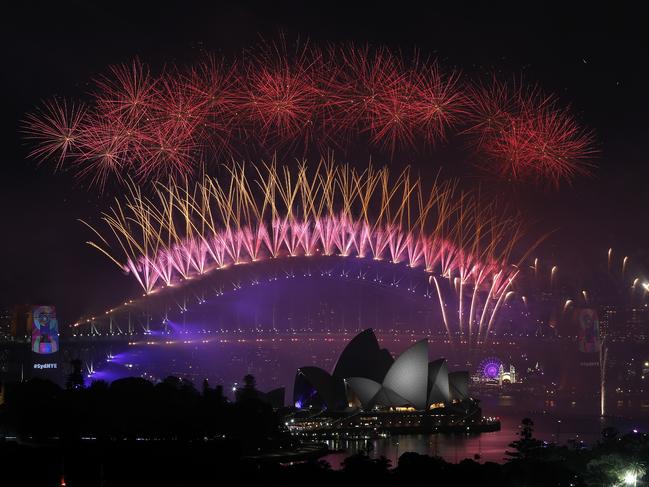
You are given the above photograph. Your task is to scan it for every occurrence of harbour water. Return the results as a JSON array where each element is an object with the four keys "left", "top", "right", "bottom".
[
  {"left": 320, "top": 411, "right": 648, "bottom": 466},
  {"left": 77, "top": 332, "right": 649, "bottom": 465}
]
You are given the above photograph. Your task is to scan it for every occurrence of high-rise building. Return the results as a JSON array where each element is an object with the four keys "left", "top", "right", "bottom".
[
  {"left": 626, "top": 307, "right": 648, "bottom": 341},
  {"left": 599, "top": 304, "right": 617, "bottom": 338}
]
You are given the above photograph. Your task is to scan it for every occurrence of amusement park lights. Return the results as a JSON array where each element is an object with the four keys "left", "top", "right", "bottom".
[{"left": 81, "top": 161, "right": 534, "bottom": 346}]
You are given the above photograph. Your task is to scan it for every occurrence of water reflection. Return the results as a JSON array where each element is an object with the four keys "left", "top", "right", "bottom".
[{"left": 321, "top": 414, "right": 648, "bottom": 467}]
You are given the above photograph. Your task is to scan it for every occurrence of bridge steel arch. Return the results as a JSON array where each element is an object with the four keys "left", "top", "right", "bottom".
[{"left": 72, "top": 254, "right": 515, "bottom": 347}]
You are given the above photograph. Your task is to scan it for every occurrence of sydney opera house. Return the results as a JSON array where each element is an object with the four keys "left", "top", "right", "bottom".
[
  {"left": 293, "top": 329, "right": 470, "bottom": 412},
  {"left": 289, "top": 330, "right": 496, "bottom": 435}
]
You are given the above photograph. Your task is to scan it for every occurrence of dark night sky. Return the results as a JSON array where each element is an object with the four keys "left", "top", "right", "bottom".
[{"left": 1, "top": 1, "right": 647, "bottom": 323}]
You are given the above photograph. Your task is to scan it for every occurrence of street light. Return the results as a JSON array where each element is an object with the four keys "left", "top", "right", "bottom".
[
  {"left": 623, "top": 470, "right": 637, "bottom": 486},
  {"left": 620, "top": 464, "right": 647, "bottom": 486}
]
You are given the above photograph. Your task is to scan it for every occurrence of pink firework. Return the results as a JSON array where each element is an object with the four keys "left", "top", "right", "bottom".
[{"left": 81, "top": 163, "right": 528, "bottom": 346}]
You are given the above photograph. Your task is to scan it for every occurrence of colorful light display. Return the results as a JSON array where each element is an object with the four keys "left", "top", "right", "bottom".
[
  {"left": 23, "top": 44, "right": 595, "bottom": 188},
  {"left": 478, "top": 357, "right": 503, "bottom": 380},
  {"left": 31, "top": 305, "right": 59, "bottom": 354},
  {"left": 82, "top": 161, "right": 534, "bottom": 345}
]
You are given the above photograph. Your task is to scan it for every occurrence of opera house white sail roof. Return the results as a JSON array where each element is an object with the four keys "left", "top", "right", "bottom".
[{"left": 294, "top": 329, "right": 469, "bottom": 411}]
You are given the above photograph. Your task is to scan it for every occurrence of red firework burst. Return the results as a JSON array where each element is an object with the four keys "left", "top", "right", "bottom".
[
  {"left": 185, "top": 57, "right": 239, "bottom": 155},
  {"left": 328, "top": 46, "right": 404, "bottom": 135},
  {"left": 22, "top": 43, "right": 596, "bottom": 188},
  {"left": 465, "top": 77, "right": 518, "bottom": 146},
  {"left": 365, "top": 77, "right": 418, "bottom": 154},
  {"left": 467, "top": 79, "right": 595, "bottom": 186},
  {"left": 136, "top": 123, "right": 199, "bottom": 180},
  {"left": 517, "top": 101, "right": 595, "bottom": 185},
  {"left": 411, "top": 63, "right": 468, "bottom": 145},
  {"left": 93, "top": 59, "right": 157, "bottom": 125},
  {"left": 242, "top": 42, "right": 322, "bottom": 147},
  {"left": 74, "top": 114, "right": 133, "bottom": 189}
]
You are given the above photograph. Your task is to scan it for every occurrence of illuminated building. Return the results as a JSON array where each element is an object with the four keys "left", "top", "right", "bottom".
[
  {"left": 473, "top": 357, "right": 517, "bottom": 385},
  {"left": 599, "top": 305, "right": 617, "bottom": 338},
  {"left": 626, "top": 308, "right": 648, "bottom": 341},
  {"left": 293, "top": 329, "right": 393, "bottom": 410},
  {"left": 293, "top": 329, "right": 469, "bottom": 412},
  {"left": 498, "top": 364, "right": 517, "bottom": 385}
]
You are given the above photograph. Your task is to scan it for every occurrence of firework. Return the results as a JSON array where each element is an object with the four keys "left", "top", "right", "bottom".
[
  {"left": 550, "top": 265, "right": 558, "bottom": 288},
  {"left": 93, "top": 58, "right": 158, "bottom": 122},
  {"left": 411, "top": 62, "right": 468, "bottom": 145},
  {"left": 83, "top": 160, "right": 526, "bottom": 346},
  {"left": 241, "top": 41, "right": 323, "bottom": 148},
  {"left": 24, "top": 44, "right": 593, "bottom": 188},
  {"left": 466, "top": 78, "right": 596, "bottom": 186},
  {"left": 22, "top": 99, "right": 87, "bottom": 168}
]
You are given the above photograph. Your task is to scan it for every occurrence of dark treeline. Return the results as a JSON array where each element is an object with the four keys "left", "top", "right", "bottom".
[
  {"left": 0, "top": 369, "right": 291, "bottom": 450},
  {"left": 0, "top": 428, "right": 647, "bottom": 486}
]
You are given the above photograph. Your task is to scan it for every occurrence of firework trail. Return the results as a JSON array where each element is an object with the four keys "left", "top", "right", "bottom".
[
  {"left": 23, "top": 43, "right": 594, "bottom": 189},
  {"left": 518, "top": 246, "right": 649, "bottom": 341},
  {"left": 83, "top": 160, "right": 527, "bottom": 346}
]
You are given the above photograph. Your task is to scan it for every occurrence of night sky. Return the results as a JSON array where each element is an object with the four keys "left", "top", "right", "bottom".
[{"left": 1, "top": 2, "right": 647, "bottom": 323}]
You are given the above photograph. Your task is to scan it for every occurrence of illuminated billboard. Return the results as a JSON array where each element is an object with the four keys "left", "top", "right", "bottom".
[
  {"left": 31, "top": 305, "right": 59, "bottom": 354},
  {"left": 576, "top": 308, "right": 600, "bottom": 353}
]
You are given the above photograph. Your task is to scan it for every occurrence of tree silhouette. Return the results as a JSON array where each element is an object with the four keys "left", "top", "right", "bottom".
[
  {"left": 237, "top": 374, "right": 258, "bottom": 402},
  {"left": 243, "top": 374, "right": 256, "bottom": 391},
  {"left": 506, "top": 417, "right": 544, "bottom": 460}
]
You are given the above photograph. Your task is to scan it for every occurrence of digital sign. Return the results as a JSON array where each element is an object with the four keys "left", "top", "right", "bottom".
[
  {"left": 577, "top": 308, "right": 600, "bottom": 353},
  {"left": 31, "top": 305, "right": 59, "bottom": 354}
]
